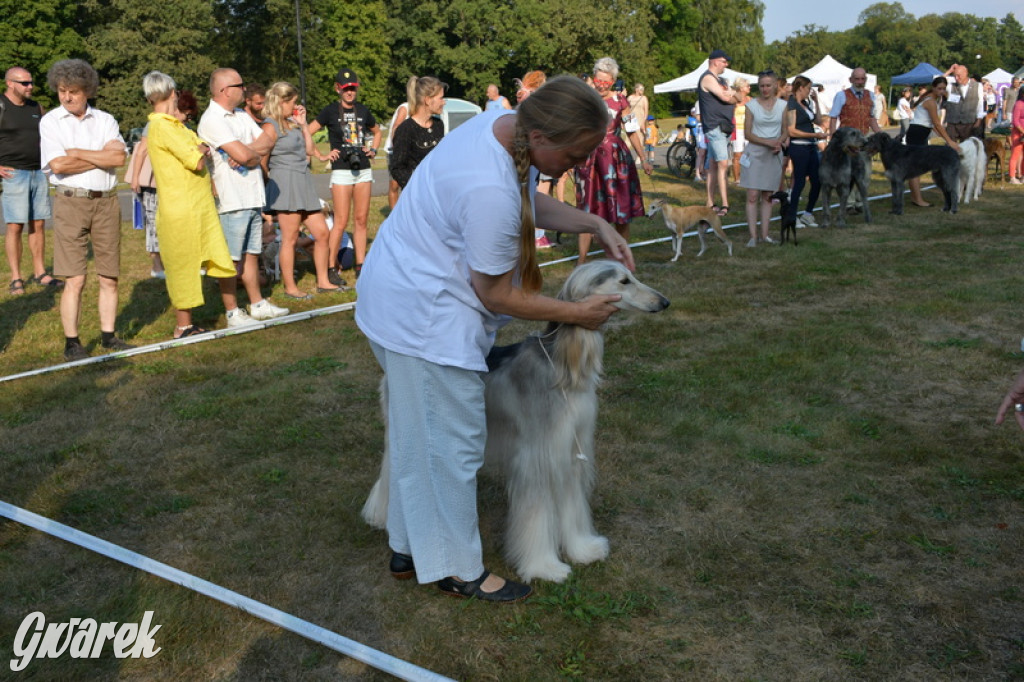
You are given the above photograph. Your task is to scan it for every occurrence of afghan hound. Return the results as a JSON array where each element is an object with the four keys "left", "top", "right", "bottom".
[{"left": 362, "top": 260, "right": 670, "bottom": 582}]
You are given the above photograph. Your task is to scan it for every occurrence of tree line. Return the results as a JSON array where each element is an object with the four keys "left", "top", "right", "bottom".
[{"left": 0, "top": 0, "right": 1020, "bottom": 131}]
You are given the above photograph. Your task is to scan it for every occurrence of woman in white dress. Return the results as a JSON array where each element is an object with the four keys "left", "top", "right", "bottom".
[{"left": 739, "top": 70, "right": 788, "bottom": 247}]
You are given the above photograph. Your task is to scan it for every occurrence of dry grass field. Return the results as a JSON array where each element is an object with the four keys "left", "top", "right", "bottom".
[{"left": 0, "top": 162, "right": 1022, "bottom": 681}]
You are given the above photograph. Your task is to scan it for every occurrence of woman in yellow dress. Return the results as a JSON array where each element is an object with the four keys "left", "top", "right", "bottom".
[{"left": 144, "top": 71, "right": 236, "bottom": 338}]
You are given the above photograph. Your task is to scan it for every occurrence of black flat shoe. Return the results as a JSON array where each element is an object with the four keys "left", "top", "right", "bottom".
[
  {"left": 437, "top": 570, "right": 531, "bottom": 604},
  {"left": 389, "top": 552, "right": 415, "bottom": 580}
]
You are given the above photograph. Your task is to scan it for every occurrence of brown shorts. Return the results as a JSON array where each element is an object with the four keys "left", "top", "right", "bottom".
[{"left": 53, "top": 193, "right": 121, "bottom": 278}]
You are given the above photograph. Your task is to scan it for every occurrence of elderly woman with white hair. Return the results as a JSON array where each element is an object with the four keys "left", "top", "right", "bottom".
[
  {"left": 143, "top": 71, "right": 236, "bottom": 338},
  {"left": 575, "top": 56, "right": 652, "bottom": 264}
]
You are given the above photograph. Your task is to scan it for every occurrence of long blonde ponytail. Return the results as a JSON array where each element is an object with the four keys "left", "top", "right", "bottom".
[{"left": 512, "top": 76, "right": 609, "bottom": 294}]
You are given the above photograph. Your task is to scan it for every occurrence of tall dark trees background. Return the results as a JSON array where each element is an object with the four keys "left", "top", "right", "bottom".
[{"left": 1, "top": 0, "right": 1020, "bottom": 128}]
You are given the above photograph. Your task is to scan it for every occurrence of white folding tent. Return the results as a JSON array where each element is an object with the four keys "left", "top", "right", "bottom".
[
  {"left": 654, "top": 59, "right": 758, "bottom": 94},
  {"left": 799, "top": 55, "right": 876, "bottom": 114}
]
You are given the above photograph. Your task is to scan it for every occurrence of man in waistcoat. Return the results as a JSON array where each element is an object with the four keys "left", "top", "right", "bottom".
[
  {"left": 697, "top": 49, "right": 739, "bottom": 216},
  {"left": 943, "top": 64, "right": 985, "bottom": 142},
  {"left": 827, "top": 68, "right": 880, "bottom": 211},
  {"left": 828, "top": 68, "right": 881, "bottom": 137}
]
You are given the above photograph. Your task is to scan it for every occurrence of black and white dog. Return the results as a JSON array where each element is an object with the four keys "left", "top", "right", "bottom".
[{"left": 866, "top": 132, "right": 960, "bottom": 215}]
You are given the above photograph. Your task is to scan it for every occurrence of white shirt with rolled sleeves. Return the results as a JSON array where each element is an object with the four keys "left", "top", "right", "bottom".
[
  {"left": 39, "top": 105, "right": 123, "bottom": 192},
  {"left": 355, "top": 109, "right": 537, "bottom": 372},
  {"left": 197, "top": 100, "right": 265, "bottom": 213}
]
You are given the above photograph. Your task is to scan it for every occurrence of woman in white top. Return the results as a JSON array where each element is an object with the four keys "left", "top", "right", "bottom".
[
  {"left": 355, "top": 76, "right": 632, "bottom": 603},
  {"left": 905, "top": 76, "right": 960, "bottom": 207},
  {"left": 896, "top": 87, "right": 913, "bottom": 143},
  {"left": 739, "top": 70, "right": 788, "bottom": 247}
]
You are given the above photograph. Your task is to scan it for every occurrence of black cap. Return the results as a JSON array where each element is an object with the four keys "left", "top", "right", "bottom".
[
  {"left": 709, "top": 49, "right": 731, "bottom": 62},
  {"left": 334, "top": 68, "right": 359, "bottom": 87}
]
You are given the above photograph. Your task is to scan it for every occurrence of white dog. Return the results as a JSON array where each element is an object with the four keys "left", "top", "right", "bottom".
[
  {"left": 362, "top": 261, "right": 670, "bottom": 582},
  {"left": 958, "top": 137, "right": 986, "bottom": 204}
]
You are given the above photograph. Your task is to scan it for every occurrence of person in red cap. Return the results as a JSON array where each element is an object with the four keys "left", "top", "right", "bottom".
[{"left": 308, "top": 68, "right": 381, "bottom": 284}]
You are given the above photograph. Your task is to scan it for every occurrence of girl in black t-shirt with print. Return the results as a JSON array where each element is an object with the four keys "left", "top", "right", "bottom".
[{"left": 309, "top": 67, "right": 381, "bottom": 281}]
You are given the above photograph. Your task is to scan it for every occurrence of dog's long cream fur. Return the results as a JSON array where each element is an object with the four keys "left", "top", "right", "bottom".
[
  {"left": 362, "top": 261, "right": 670, "bottom": 582},
  {"left": 646, "top": 198, "right": 733, "bottom": 261}
]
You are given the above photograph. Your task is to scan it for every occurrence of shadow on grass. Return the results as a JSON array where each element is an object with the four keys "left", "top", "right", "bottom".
[{"left": 0, "top": 285, "right": 60, "bottom": 353}]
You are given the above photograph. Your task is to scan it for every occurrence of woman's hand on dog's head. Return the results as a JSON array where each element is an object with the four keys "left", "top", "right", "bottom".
[{"left": 573, "top": 294, "right": 622, "bottom": 330}]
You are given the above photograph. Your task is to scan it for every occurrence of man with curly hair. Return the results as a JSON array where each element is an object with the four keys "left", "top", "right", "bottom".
[{"left": 39, "top": 59, "right": 133, "bottom": 361}]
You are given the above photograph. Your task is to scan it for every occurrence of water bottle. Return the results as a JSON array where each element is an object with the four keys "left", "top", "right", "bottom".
[{"left": 217, "top": 148, "right": 248, "bottom": 176}]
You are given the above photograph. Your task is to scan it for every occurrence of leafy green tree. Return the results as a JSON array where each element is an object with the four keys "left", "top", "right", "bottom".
[
  {"left": 844, "top": 3, "right": 945, "bottom": 83},
  {"left": 81, "top": 0, "right": 217, "bottom": 129},
  {"left": 0, "top": 0, "right": 85, "bottom": 110},
  {"left": 690, "top": 0, "right": 765, "bottom": 73},
  {"left": 766, "top": 24, "right": 850, "bottom": 79},
  {"left": 996, "top": 13, "right": 1024, "bottom": 69},
  {"left": 303, "top": 0, "right": 391, "bottom": 121},
  {"left": 931, "top": 12, "right": 1003, "bottom": 75}
]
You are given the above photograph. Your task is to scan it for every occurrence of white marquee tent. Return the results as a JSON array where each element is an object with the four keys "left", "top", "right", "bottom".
[
  {"left": 799, "top": 55, "right": 877, "bottom": 113},
  {"left": 654, "top": 59, "right": 758, "bottom": 94}
]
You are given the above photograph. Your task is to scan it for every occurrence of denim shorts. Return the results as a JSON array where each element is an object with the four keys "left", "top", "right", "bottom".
[
  {"left": 219, "top": 208, "right": 262, "bottom": 260},
  {"left": 330, "top": 168, "right": 373, "bottom": 186},
  {"left": 1, "top": 169, "right": 52, "bottom": 223},
  {"left": 705, "top": 127, "right": 731, "bottom": 162}
]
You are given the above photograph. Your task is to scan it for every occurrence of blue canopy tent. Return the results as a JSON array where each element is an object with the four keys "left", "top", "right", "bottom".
[{"left": 891, "top": 63, "right": 944, "bottom": 85}]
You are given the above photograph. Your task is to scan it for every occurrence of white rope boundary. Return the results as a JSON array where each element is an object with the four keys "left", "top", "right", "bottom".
[
  {"left": 0, "top": 188, "right": 921, "bottom": 384},
  {"left": 0, "top": 185, "right": 938, "bottom": 678},
  {"left": 0, "top": 500, "right": 454, "bottom": 682}
]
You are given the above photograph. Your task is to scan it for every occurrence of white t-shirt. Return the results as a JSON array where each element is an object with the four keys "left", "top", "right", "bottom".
[
  {"left": 40, "top": 106, "right": 123, "bottom": 191},
  {"left": 356, "top": 109, "right": 536, "bottom": 371},
  {"left": 197, "top": 100, "right": 265, "bottom": 213}
]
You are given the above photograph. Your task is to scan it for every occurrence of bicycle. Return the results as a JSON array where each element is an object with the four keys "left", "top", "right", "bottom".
[{"left": 665, "top": 137, "right": 697, "bottom": 179}]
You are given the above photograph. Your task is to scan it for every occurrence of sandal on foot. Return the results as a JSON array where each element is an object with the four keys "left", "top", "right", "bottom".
[
  {"left": 437, "top": 570, "right": 532, "bottom": 604},
  {"left": 173, "top": 325, "right": 207, "bottom": 339},
  {"left": 389, "top": 552, "right": 415, "bottom": 580},
  {"left": 716, "top": 205, "right": 730, "bottom": 217},
  {"left": 29, "top": 272, "right": 65, "bottom": 291},
  {"left": 317, "top": 285, "right": 348, "bottom": 293},
  {"left": 9, "top": 279, "right": 25, "bottom": 295},
  {"left": 282, "top": 291, "right": 313, "bottom": 300}
]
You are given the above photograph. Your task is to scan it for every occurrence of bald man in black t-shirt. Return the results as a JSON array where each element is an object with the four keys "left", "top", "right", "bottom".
[{"left": 1, "top": 67, "right": 63, "bottom": 294}]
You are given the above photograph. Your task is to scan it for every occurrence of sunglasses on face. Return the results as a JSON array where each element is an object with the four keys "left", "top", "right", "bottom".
[
  {"left": 757, "top": 70, "right": 776, "bottom": 78},
  {"left": 10, "top": 80, "right": 33, "bottom": 86},
  {"left": 593, "top": 79, "right": 613, "bottom": 88}
]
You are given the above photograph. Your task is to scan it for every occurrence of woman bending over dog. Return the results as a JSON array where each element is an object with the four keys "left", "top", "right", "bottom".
[{"left": 355, "top": 76, "right": 633, "bottom": 603}]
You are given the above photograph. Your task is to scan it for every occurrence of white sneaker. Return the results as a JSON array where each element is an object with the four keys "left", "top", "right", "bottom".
[
  {"left": 249, "top": 298, "right": 289, "bottom": 320},
  {"left": 225, "top": 307, "right": 258, "bottom": 328},
  {"left": 763, "top": 235, "right": 776, "bottom": 244},
  {"left": 1011, "top": 177, "right": 1023, "bottom": 185},
  {"left": 799, "top": 212, "right": 818, "bottom": 227},
  {"left": 746, "top": 238, "right": 757, "bottom": 248}
]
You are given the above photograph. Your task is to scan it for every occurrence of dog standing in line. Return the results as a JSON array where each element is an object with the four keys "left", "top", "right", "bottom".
[
  {"left": 957, "top": 137, "right": 986, "bottom": 204},
  {"left": 819, "top": 127, "right": 872, "bottom": 228},
  {"left": 771, "top": 191, "right": 797, "bottom": 245},
  {"left": 983, "top": 136, "right": 1007, "bottom": 184},
  {"left": 866, "top": 132, "right": 960, "bottom": 215},
  {"left": 362, "top": 261, "right": 670, "bottom": 583},
  {"left": 646, "top": 198, "right": 733, "bottom": 261}
]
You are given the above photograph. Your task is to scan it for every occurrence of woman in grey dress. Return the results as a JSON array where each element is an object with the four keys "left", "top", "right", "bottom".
[{"left": 262, "top": 81, "right": 344, "bottom": 299}]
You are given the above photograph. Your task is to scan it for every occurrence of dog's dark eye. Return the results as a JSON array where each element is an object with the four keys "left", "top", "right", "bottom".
[{"left": 620, "top": 277, "right": 630, "bottom": 285}]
